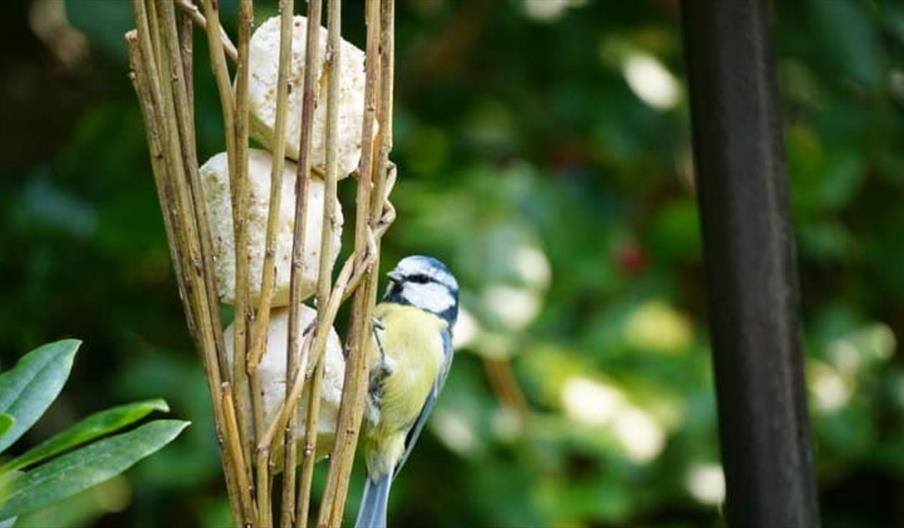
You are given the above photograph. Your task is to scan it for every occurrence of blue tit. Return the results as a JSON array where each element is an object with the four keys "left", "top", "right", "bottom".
[{"left": 354, "top": 255, "right": 459, "bottom": 528}]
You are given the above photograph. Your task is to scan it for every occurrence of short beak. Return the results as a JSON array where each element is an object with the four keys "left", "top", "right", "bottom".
[{"left": 387, "top": 270, "right": 403, "bottom": 282}]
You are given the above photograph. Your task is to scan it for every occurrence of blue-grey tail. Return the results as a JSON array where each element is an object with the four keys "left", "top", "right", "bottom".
[{"left": 354, "top": 473, "right": 391, "bottom": 528}]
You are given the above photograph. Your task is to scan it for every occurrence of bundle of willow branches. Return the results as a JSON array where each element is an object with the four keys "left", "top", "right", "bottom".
[{"left": 124, "top": 0, "right": 396, "bottom": 526}]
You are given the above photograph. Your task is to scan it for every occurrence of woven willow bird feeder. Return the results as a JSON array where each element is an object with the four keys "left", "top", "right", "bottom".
[{"left": 125, "top": 0, "right": 397, "bottom": 526}]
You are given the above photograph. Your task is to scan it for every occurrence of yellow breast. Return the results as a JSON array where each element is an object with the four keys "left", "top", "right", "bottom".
[{"left": 363, "top": 303, "right": 448, "bottom": 475}]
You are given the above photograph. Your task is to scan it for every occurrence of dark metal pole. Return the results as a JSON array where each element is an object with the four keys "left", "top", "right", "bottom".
[{"left": 680, "top": 1, "right": 820, "bottom": 527}]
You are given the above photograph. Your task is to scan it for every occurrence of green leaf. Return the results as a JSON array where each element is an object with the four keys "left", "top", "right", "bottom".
[
  {"left": 0, "top": 471, "right": 23, "bottom": 527},
  {"left": 0, "top": 420, "right": 189, "bottom": 519},
  {"left": 0, "top": 340, "right": 80, "bottom": 452},
  {"left": 0, "top": 416, "right": 15, "bottom": 445},
  {"left": 0, "top": 399, "right": 170, "bottom": 473},
  {"left": 14, "top": 477, "right": 128, "bottom": 528}
]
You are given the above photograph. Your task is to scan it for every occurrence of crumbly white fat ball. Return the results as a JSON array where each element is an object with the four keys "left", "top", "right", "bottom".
[
  {"left": 249, "top": 15, "right": 369, "bottom": 178},
  {"left": 199, "top": 149, "right": 342, "bottom": 306},
  {"left": 225, "top": 306, "right": 345, "bottom": 459}
]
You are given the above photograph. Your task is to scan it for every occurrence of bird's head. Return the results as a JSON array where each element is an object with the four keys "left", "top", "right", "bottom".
[{"left": 383, "top": 255, "right": 459, "bottom": 326}]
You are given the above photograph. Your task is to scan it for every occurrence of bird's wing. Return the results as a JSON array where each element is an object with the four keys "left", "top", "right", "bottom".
[{"left": 392, "top": 326, "right": 453, "bottom": 477}]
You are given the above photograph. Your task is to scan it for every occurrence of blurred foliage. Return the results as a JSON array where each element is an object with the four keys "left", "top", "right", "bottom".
[{"left": 1, "top": 0, "right": 904, "bottom": 526}]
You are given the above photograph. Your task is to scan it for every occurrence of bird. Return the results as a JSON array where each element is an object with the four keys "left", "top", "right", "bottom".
[{"left": 354, "top": 255, "right": 459, "bottom": 528}]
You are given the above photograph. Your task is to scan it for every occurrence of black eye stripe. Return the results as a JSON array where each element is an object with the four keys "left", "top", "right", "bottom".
[
  {"left": 396, "top": 269, "right": 458, "bottom": 293},
  {"left": 406, "top": 273, "right": 431, "bottom": 284}
]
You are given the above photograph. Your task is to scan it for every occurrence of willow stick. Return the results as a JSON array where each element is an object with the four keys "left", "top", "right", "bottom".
[
  {"left": 198, "top": 0, "right": 237, "bottom": 187},
  {"left": 371, "top": 0, "right": 394, "bottom": 220},
  {"left": 317, "top": 0, "right": 383, "bottom": 524},
  {"left": 230, "top": 0, "right": 263, "bottom": 523},
  {"left": 279, "top": 417, "right": 298, "bottom": 528},
  {"left": 146, "top": 0, "right": 165, "bottom": 77},
  {"left": 175, "top": 0, "right": 238, "bottom": 61},
  {"left": 281, "top": 0, "right": 324, "bottom": 441},
  {"left": 223, "top": 383, "right": 257, "bottom": 522},
  {"left": 198, "top": 0, "right": 239, "bottom": 385},
  {"left": 157, "top": 0, "right": 228, "bottom": 387},
  {"left": 345, "top": 13, "right": 396, "bottom": 502},
  {"left": 295, "top": 355, "right": 324, "bottom": 528},
  {"left": 180, "top": 12, "right": 194, "bottom": 115},
  {"left": 255, "top": 449, "right": 271, "bottom": 528}
]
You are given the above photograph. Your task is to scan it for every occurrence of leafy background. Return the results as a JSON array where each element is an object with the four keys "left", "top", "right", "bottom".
[{"left": 2, "top": 0, "right": 904, "bottom": 526}]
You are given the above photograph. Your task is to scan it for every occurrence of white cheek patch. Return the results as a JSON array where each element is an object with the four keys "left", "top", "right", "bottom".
[{"left": 401, "top": 282, "right": 455, "bottom": 314}]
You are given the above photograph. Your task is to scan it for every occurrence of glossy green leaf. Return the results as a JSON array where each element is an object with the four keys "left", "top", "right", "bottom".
[
  {"left": 0, "top": 415, "right": 15, "bottom": 446},
  {"left": 0, "top": 340, "right": 80, "bottom": 452},
  {"left": 0, "top": 399, "right": 169, "bottom": 473},
  {"left": 0, "top": 420, "right": 189, "bottom": 519},
  {"left": 0, "top": 470, "right": 23, "bottom": 527}
]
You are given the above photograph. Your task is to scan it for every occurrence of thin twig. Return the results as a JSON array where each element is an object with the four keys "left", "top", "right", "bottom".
[
  {"left": 295, "top": 354, "right": 324, "bottom": 528},
  {"left": 256, "top": 449, "right": 272, "bottom": 528},
  {"left": 146, "top": 0, "right": 165, "bottom": 77},
  {"left": 180, "top": 12, "right": 194, "bottom": 117},
  {"left": 223, "top": 383, "right": 257, "bottom": 522},
  {"left": 232, "top": 0, "right": 261, "bottom": 523},
  {"left": 279, "top": 428, "right": 297, "bottom": 528},
  {"left": 175, "top": 0, "right": 238, "bottom": 61},
  {"left": 371, "top": 0, "right": 394, "bottom": 222}
]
